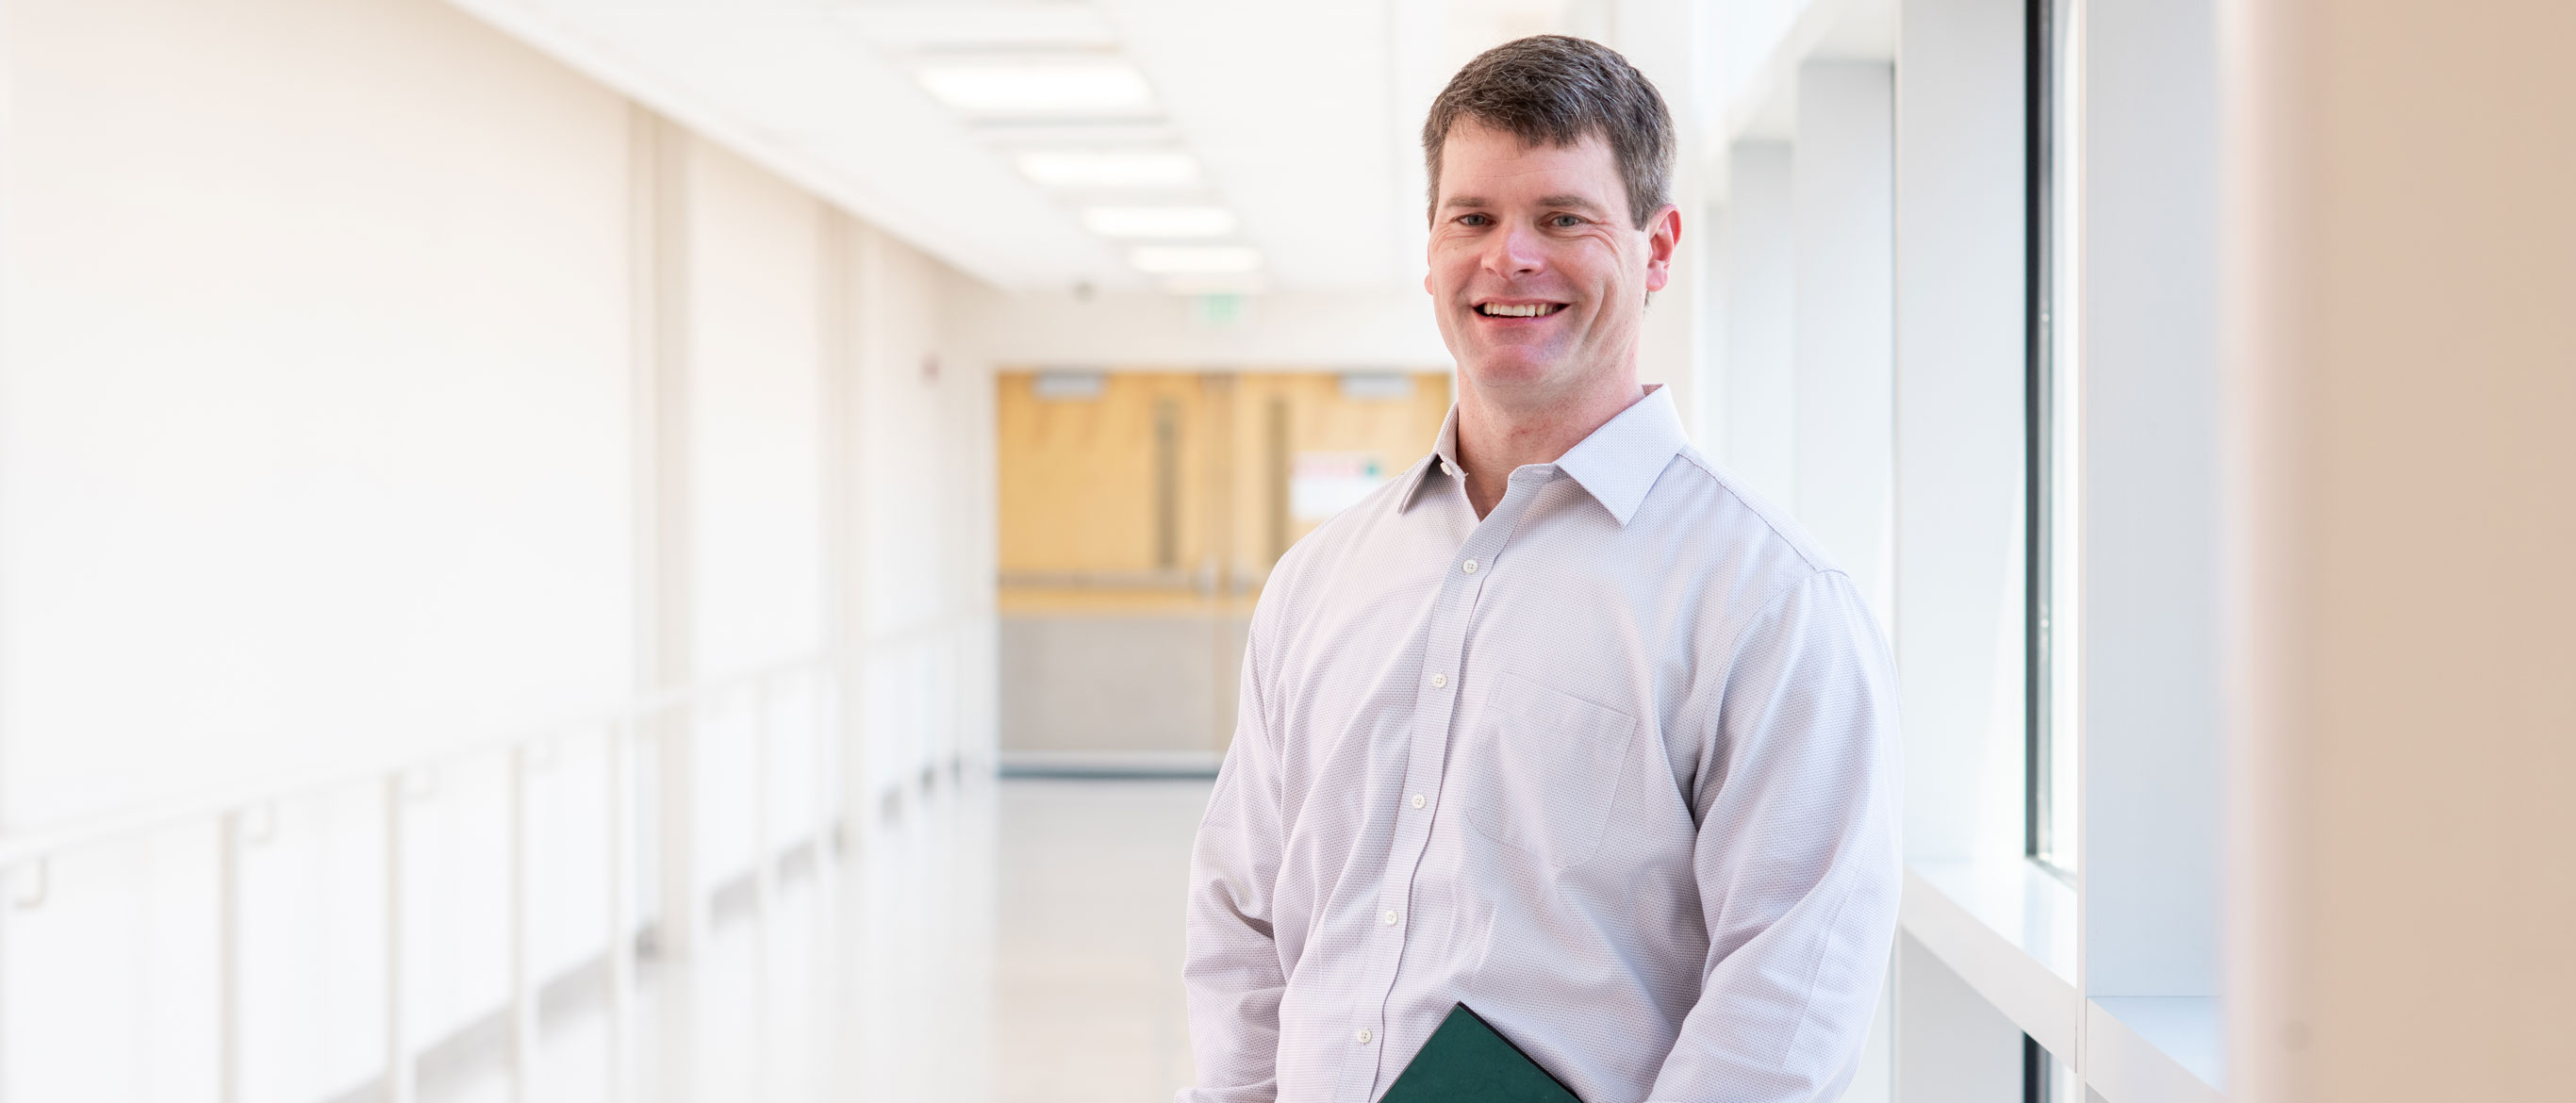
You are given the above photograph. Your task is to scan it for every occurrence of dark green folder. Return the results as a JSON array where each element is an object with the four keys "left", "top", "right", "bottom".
[{"left": 1379, "top": 1004, "right": 1582, "bottom": 1103}]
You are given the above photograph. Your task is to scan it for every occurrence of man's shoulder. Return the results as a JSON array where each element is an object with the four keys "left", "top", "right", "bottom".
[{"left": 1646, "top": 445, "right": 1843, "bottom": 585}]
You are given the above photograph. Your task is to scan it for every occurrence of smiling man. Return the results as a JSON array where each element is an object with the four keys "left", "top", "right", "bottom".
[{"left": 1179, "top": 36, "right": 1901, "bottom": 1103}]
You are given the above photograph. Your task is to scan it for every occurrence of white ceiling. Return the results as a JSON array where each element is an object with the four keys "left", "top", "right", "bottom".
[{"left": 446, "top": 0, "right": 1593, "bottom": 295}]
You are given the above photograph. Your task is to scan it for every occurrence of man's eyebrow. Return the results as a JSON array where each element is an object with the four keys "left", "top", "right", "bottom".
[{"left": 1439, "top": 194, "right": 1610, "bottom": 215}]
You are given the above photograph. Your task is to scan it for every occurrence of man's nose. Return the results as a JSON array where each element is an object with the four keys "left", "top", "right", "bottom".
[{"left": 1480, "top": 221, "right": 1546, "bottom": 277}]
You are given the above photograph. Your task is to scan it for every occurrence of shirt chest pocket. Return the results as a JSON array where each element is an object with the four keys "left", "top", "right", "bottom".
[{"left": 1461, "top": 670, "right": 1641, "bottom": 871}]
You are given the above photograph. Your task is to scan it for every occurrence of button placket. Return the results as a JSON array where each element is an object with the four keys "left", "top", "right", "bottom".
[{"left": 1336, "top": 478, "right": 1551, "bottom": 1103}]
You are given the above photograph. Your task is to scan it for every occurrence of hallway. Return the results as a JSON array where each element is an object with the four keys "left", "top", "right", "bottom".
[{"left": 0, "top": 0, "right": 2568, "bottom": 1100}]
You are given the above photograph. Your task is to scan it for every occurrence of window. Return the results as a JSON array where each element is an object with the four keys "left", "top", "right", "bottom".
[
  {"left": 2025, "top": 0, "right": 2081, "bottom": 875},
  {"left": 2023, "top": 1035, "right": 2081, "bottom": 1102}
]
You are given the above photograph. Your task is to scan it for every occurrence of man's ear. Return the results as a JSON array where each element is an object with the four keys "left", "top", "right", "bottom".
[{"left": 1642, "top": 204, "right": 1682, "bottom": 292}]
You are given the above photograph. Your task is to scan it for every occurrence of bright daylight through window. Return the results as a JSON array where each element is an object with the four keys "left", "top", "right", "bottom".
[{"left": 2026, "top": 0, "right": 2080, "bottom": 879}]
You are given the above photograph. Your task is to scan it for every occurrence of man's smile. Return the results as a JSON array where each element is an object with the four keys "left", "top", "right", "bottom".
[{"left": 1472, "top": 299, "right": 1569, "bottom": 320}]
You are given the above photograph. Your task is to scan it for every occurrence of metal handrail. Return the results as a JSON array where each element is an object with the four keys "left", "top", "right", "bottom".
[
  {"left": 0, "top": 652, "right": 801, "bottom": 872},
  {"left": 0, "top": 608, "right": 981, "bottom": 871}
]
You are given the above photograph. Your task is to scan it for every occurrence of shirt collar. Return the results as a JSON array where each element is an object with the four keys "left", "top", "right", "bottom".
[
  {"left": 1396, "top": 405, "right": 1464, "bottom": 516},
  {"left": 1400, "top": 385, "right": 1688, "bottom": 527}
]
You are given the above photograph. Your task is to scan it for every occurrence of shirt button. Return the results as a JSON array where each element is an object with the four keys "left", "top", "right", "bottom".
[
  {"left": 1441, "top": 461, "right": 1458, "bottom": 477},
  {"left": 1382, "top": 909, "right": 1401, "bottom": 926},
  {"left": 1461, "top": 558, "right": 1479, "bottom": 574},
  {"left": 1356, "top": 1029, "right": 1374, "bottom": 1045},
  {"left": 1429, "top": 672, "right": 1448, "bottom": 688},
  {"left": 1412, "top": 794, "right": 1427, "bottom": 809}
]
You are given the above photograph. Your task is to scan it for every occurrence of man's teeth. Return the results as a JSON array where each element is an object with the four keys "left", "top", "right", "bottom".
[{"left": 1478, "top": 303, "right": 1562, "bottom": 318}]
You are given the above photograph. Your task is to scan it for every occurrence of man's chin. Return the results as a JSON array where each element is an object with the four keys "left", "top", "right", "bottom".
[{"left": 1457, "top": 348, "right": 1574, "bottom": 392}]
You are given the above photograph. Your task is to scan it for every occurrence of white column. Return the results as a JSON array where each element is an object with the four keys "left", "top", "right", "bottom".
[
  {"left": 1723, "top": 141, "right": 1795, "bottom": 502},
  {"left": 844, "top": 221, "right": 890, "bottom": 821},
  {"left": 2082, "top": 0, "right": 2221, "bottom": 1004},
  {"left": 1892, "top": 0, "right": 2029, "bottom": 866},
  {"left": 1889, "top": 1, "right": 2030, "bottom": 1098},
  {"left": 820, "top": 207, "right": 864, "bottom": 842},
  {"left": 1792, "top": 61, "right": 1896, "bottom": 621},
  {"left": 634, "top": 109, "right": 701, "bottom": 961}
]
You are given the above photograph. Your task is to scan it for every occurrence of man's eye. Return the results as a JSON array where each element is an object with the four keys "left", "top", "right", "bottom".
[
  {"left": 1460, "top": 214, "right": 1492, "bottom": 227},
  {"left": 1550, "top": 215, "right": 1584, "bottom": 228}
]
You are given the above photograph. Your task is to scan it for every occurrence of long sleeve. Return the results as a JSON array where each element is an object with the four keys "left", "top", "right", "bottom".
[
  {"left": 1648, "top": 569, "right": 1904, "bottom": 1102},
  {"left": 1177, "top": 618, "right": 1292, "bottom": 1103}
]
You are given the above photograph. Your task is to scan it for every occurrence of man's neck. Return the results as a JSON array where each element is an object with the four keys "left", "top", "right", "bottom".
[{"left": 1453, "top": 368, "right": 1646, "bottom": 519}]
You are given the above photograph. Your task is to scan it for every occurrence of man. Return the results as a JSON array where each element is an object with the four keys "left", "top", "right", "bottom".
[{"left": 1180, "top": 36, "right": 1900, "bottom": 1103}]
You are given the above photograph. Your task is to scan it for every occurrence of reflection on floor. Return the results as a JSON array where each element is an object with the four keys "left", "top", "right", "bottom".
[{"left": 420, "top": 776, "right": 1211, "bottom": 1103}]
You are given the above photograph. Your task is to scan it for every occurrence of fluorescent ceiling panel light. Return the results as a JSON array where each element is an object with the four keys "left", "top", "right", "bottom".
[
  {"left": 916, "top": 63, "right": 1152, "bottom": 113},
  {"left": 843, "top": 6, "right": 1119, "bottom": 51},
  {"left": 971, "top": 121, "right": 1183, "bottom": 146},
  {"left": 1082, "top": 206, "right": 1239, "bottom": 238},
  {"left": 1015, "top": 150, "right": 1202, "bottom": 189},
  {"left": 1130, "top": 246, "right": 1263, "bottom": 274}
]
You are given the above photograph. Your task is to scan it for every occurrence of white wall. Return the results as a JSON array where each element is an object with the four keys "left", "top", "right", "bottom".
[
  {"left": 0, "top": 0, "right": 999, "bottom": 1097},
  {"left": 850, "top": 226, "right": 999, "bottom": 803},
  {"left": 674, "top": 136, "right": 834, "bottom": 933},
  {"left": 687, "top": 144, "right": 830, "bottom": 680},
  {"left": 958, "top": 286, "right": 1452, "bottom": 371},
  {"left": 1791, "top": 60, "right": 1896, "bottom": 621},
  {"left": 1722, "top": 141, "right": 1797, "bottom": 502},
  {"left": 0, "top": 0, "right": 636, "bottom": 835},
  {"left": 0, "top": 1, "right": 636, "bottom": 1097}
]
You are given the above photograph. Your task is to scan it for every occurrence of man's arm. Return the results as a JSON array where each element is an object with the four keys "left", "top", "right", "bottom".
[
  {"left": 1177, "top": 621, "right": 1291, "bottom": 1103},
  {"left": 1648, "top": 568, "right": 1905, "bottom": 1102}
]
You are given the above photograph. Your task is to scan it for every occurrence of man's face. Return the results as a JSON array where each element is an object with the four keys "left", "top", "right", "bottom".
[{"left": 1425, "top": 122, "right": 1678, "bottom": 401}]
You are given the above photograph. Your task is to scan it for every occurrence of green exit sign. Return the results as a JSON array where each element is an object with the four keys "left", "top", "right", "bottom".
[{"left": 1192, "top": 292, "right": 1249, "bottom": 328}]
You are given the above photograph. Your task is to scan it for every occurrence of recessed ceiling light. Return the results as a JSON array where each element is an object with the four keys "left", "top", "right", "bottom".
[
  {"left": 1130, "top": 246, "right": 1263, "bottom": 274},
  {"left": 1015, "top": 150, "right": 1202, "bottom": 189},
  {"left": 1082, "top": 206, "right": 1239, "bottom": 238},
  {"left": 916, "top": 62, "right": 1153, "bottom": 113}
]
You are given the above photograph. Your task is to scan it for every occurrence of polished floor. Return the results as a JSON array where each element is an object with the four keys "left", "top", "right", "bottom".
[{"left": 427, "top": 775, "right": 1211, "bottom": 1103}]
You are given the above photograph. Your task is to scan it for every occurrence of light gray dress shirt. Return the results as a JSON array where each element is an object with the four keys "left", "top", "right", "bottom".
[{"left": 1179, "top": 387, "right": 1902, "bottom": 1103}]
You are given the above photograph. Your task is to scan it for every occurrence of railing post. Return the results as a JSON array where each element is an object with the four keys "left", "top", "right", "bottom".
[
  {"left": 810, "top": 661, "right": 844, "bottom": 1096},
  {"left": 604, "top": 720, "right": 633, "bottom": 1101},
  {"left": 384, "top": 775, "right": 415, "bottom": 1103},
  {"left": 656, "top": 700, "right": 698, "bottom": 963},
  {"left": 754, "top": 675, "right": 777, "bottom": 925},
  {"left": 752, "top": 674, "right": 777, "bottom": 1102},
  {"left": 219, "top": 810, "right": 244, "bottom": 1103},
  {"left": 814, "top": 661, "right": 840, "bottom": 898},
  {"left": 508, "top": 747, "right": 537, "bottom": 1102}
]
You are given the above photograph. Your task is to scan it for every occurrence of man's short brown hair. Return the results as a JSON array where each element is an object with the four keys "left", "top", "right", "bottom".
[{"left": 1422, "top": 35, "right": 1676, "bottom": 229}]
